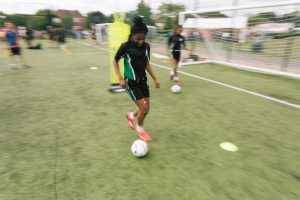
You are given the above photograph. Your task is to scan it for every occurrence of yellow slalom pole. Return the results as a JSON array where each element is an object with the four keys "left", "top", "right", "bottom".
[
  {"left": 0, "top": 50, "right": 10, "bottom": 58},
  {"left": 61, "top": 47, "right": 73, "bottom": 56},
  {"left": 108, "top": 13, "right": 130, "bottom": 93}
]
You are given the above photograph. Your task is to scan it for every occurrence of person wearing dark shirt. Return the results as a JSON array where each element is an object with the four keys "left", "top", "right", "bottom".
[
  {"left": 168, "top": 25, "right": 188, "bottom": 84},
  {"left": 57, "top": 26, "right": 66, "bottom": 48},
  {"left": 113, "top": 16, "right": 160, "bottom": 141},
  {"left": 25, "top": 27, "right": 34, "bottom": 46}
]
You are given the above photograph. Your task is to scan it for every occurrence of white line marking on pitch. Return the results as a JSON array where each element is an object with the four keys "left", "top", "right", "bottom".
[
  {"left": 77, "top": 41, "right": 300, "bottom": 110},
  {"left": 152, "top": 53, "right": 169, "bottom": 59}
]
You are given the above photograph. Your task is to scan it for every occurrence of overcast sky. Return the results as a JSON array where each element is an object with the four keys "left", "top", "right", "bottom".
[{"left": 0, "top": 0, "right": 294, "bottom": 15}]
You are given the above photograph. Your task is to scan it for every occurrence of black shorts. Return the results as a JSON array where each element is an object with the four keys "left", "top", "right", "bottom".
[
  {"left": 126, "top": 77, "right": 149, "bottom": 101},
  {"left": 11, "top": 47, "right": 21, "bottom": 55},
  {"left": 170, "top": 50, "right": 181, "bottom": 62}
]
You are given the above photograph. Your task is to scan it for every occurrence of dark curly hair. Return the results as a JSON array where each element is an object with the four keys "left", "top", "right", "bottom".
[{"left": 128, "top": 15, "right": 148, "bottom": 40}]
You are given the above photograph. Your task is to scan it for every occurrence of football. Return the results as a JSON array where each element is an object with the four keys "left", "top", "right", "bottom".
[
  {"left": 131, "top": 139, "right": 148, "bottom": 157},
  {"left": 171, "top": 84, "right": 181, "bottom": 93}
]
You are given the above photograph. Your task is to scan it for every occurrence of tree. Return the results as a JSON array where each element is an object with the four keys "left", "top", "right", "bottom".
[
  {"left": 62, "top": 17, "right": 73, "bottom": 30},
  {"left": 157, "top": 3, "right": 185, "bottom": 31},
  {"left": 86, "top": 11, "right": 106, "bottom": 28},
  {"left": 27, "top": 15, "right": 45, "bottom": 29},
  {"left": 0, "top": 11, "right": 7, "bottom": 26},
  {"left": 136, "top": 0, "right": 154, "bottom": 26},
  {"left": 248, "top": 12, "right": 277, "bottom": 27},
  {"left": 26, "top": 9, "right": 57, "bottom": 30},
  {"left": 36, "top": 9, "right": 56, "bottom": 29},
  {"left": 124, "top": 11, "right": 136, "bottom": 24},
  {"left": 164, "top": 17, "right": 173, "bottom": 31},
  {"left": 198, "top": 12, "right": 228, "bottom": 18},
  {"left": 280, "top": 11, "right": 300, "bottom": 27},
  {"left": 4, "top": 9, "right": 57, "bottom": 29},
  {"left": 106, "top": 14, "right": 114, "bottom": 23},
  {"left": 6, "top": 14, "right": 29, "bottom": 27}
]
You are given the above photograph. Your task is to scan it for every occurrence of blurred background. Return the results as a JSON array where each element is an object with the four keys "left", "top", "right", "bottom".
[{"left": 1, "top": 0, "right": 300, "bottom": 73}]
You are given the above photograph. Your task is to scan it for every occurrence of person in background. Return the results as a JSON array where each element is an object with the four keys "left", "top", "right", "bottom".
[
  {"left": 168, "top": 25, "right": 190, "bottom": 85},
  {"left": 4, "top": 22, "right": 29, "bottom": 69},
  {"left": 25, "top": 27, "right": 34, "bottom": 47}
]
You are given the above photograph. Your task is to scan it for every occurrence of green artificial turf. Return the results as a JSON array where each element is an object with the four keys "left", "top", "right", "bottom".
[{"left": 0, "top": 40, "right": 299, "bottom": 200}]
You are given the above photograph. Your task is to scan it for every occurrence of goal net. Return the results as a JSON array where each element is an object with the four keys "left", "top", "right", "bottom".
[
  {"left": 95, "top": 23, "right": 109, "bottom": 44},
  {"left": 179, "top": 1, "right": 300, "bottom": 76}
]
